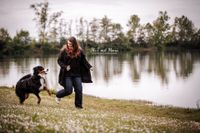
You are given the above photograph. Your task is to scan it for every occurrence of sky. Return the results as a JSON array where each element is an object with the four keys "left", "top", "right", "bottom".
[{"left": 0, "top": 0, "right": 200, "bottom": 38}]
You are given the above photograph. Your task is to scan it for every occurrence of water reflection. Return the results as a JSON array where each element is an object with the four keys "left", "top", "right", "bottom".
[
  {"left": 89, "top": 54, "right": 123, "bottom": 84},
  {"left": 0, "top": 51, "right": 200, "bottom": 108},
  {"left": 89, "top": 51, "right": 200, "bottom": 85}
]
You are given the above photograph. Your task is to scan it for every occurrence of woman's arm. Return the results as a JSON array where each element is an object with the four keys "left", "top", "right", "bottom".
[
  {"left": 57, "top": 51, "right": 67, "bottom": 68},
  {"left": 81, "top": 51, "right": 92, "bottom": 69}
]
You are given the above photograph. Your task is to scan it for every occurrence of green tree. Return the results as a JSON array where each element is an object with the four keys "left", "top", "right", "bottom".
[
  {"left": 99, "top": 15, "right": 112, "bottom": 43},
  {"left": 0, "top": 28, "right": 12, "bottom": 54},
  {"left": 136, "top": 25, "right": 147, "bottom": 47},
  {"left": 12, "top": 30, "right": 31, "bottom": 54},
  {"left": 0, "top": 28, "right": 10, "bottom": 42},
  {"left": 110, "top": 23, "right": 123, "bottom": 41},
  {"left": 127, "top": 15, "right": 140, "bottom": 46},
  {"left": 110, "top": 23, "right": 125, "bottom": 50},
  {"left": 174, "top": 15, "right": 195, "bottom": 43},
  {"left": 144, "top": 23, "right": 154, "bottom": 47},
  {"left": 13, "top": 30, "right": 31, "bottom": 45},
  {"left": 152, "top": 11, "right": 171, "bottom": 49},
  {"left": 191, "top": 29, "right": 200, "bottom": 48}
]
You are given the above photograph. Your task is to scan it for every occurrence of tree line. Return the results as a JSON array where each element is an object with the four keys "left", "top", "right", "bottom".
[{"left": 1, "top": 1, "right": 200, "bottom": 56}]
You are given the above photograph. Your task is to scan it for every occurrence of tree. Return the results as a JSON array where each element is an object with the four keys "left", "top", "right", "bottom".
[
  {"left": 84, "top": 19, "right": 90, "bottom": 42},
  {"left": 191, "top": 29, "right": 200, "bottom": 48},
  {"left": 99, "top": 15, "right": 112, "bottom": 43},
  {"left": 0, "top": 28, "right": 12, "bottom": 54},
  {"left": 174, "top": 15, "right": 195, "bottom": 43},
  {"left": 144, "top": 23, "right": 154, "bottom": 46},
  {"left": 89, "top": 18, "right": 99, "bottom": 42},
  {"left": 0, "top": 28, "right": 10, "bottom": 42},
  {"left": 109, "top": 23, "right": 124, "bottom": 50},
  {"left": 67, "top": 20, "right": 73, "bottom": 38},
  {"left": 136, "top": 25, "right": 147, "bottom": 47},
  {"left": 127, "top": 14, "right": 140, "bottom": 45},
  {"left": 76, "top": 17, "right": 85, "bottom": 41},
  {"left": 151, "top": 11, "right": 171, "bottom": 49},
  {"left": 110, "top": 23, "right": 123, "bottom": 41},
  {"left": 48, "top": 11, "right": 63, "bottom": 43},
  {"left": 13, "top": 30, "right": 31, "bottom": 45},
  {"left": 58, "top": 19, "right": 67, "bottom": 42},
  {"left": 30, "top": 1, "right": 49, "bottom": 44}
]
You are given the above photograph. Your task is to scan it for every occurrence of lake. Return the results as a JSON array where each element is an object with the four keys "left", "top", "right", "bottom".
[{"left": 0, "top": 51, "right": 200, "bottom": 108}]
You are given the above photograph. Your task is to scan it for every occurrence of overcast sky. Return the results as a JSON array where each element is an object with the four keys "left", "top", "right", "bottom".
[{"left": 0, "top": 0, "right": 200, "bottom": 38}]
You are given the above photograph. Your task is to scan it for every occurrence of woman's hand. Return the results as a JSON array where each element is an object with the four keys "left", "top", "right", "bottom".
[
  {"left": 66, "top": 65, "right": 71, "bottom": 71},
  {"left": 90, "top": 67, "right": 93, "bottom": 71}
]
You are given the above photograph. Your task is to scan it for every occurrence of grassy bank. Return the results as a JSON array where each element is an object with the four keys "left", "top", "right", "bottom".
[{"left": 0, "top": 87, "right": 200, "bottom": 132}]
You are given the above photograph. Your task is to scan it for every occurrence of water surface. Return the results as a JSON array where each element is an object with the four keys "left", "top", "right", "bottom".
[{"left": 0, "top": 51, "right": 200, "bottom": 108}]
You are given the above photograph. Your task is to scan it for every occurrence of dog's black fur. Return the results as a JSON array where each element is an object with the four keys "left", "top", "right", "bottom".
[{"left": 15, "top": 66, "right": 51, "bottom": 104}]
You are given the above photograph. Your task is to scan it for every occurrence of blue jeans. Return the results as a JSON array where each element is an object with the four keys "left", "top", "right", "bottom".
[{"left": 56, "top": 76, "right": 83, "bottom": 107}]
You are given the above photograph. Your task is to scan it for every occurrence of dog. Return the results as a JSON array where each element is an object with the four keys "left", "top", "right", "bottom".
[{"left": 15, "top": 66, "right": 51, "bottom": 104}]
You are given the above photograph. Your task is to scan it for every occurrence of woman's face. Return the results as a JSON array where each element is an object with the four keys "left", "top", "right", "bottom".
[{"left": 67, "top": 40, "right": 73, "bottom": 50}]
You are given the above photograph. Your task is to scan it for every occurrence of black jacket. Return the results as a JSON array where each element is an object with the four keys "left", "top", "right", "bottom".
[{"left": 58, "top": 50, "right": 92, "bottom": 87}]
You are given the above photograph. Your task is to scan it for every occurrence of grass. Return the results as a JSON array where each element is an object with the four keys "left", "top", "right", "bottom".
[{"left": 0, "top": 86, "right": 200, "bottom": 132}]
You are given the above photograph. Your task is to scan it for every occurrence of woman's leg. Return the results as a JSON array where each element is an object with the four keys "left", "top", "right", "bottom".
[
  {"left": 72, "top": 77, "right": 83, "bottom": 108},
  {"left": 56, "top": 77, "right": 73, "bottom": 98}
]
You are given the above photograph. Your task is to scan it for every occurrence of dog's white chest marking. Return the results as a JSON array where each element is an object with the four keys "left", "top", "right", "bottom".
[
  {"left": 38, "top": 71, "right": 49, "bottom": 91},
  {"left": 39, "top": 78, "right": 46, "bottom": 91}
]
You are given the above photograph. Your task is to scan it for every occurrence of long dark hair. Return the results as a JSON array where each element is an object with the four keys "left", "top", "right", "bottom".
[{"left": 61, "top": 36, "right": 81, "bottom": 58}]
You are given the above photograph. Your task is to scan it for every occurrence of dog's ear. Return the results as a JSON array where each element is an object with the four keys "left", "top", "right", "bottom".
[{"left": 33, "top": 66, "right": 39, "bottom": 76}]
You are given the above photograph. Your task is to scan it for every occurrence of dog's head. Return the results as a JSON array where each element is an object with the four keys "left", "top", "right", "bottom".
[{"left": 33, "top": 66, "right": 48, "bottom": 78}]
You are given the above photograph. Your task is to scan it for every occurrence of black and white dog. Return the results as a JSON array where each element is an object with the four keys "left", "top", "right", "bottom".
[{"left": 15, "top": 66, "right": 51, "bottom": 104}]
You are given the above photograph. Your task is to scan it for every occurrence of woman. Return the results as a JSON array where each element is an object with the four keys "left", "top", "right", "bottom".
[{"left": 56, "top": 36, "right": 92, "bottom": 109}]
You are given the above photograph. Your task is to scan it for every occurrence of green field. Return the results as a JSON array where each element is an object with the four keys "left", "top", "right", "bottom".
[{"left": 0, "top": 87, "right": 200, "bottom": 132}]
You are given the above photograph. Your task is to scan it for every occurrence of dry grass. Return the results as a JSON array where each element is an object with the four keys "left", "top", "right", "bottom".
[{"left": 0, "top": 87, "right": 200, "bottom": 132}]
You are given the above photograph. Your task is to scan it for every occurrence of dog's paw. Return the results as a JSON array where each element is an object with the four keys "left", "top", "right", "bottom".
[
  {"left": 48, "top": 92, "right": 52, "bottom": 96},
  {"left": 37, "top": 99, "right": 41, "bottom": 105}
]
